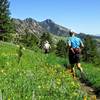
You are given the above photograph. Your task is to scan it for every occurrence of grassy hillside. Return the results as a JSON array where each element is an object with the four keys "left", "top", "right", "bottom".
[
  {"left": 75, "top": 62, "right": 100, "bottom": 97},
  {"left": 0, "top": 42, "right": 88, "bottom": 100},
  {"left": 81, "top": 63, "right": 100, "bottom": 89}
]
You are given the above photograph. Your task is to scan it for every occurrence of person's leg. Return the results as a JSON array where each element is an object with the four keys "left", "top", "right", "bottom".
[
  {"left": 45, "top": 49, "right": 46, "bottom": 53},
  {"left": 76, "top": 63, "right": 86, "bottom": 79},
  {"left": 47, "top": 49, "right": 49, "bottom": 53},
  {"left": 70, "top": 64, "right": 75, "bottom": 78},
  {"left": 69, "top": 52, "right": 76, "bottom": 78},
  {"left": 75, "top": 53, "right": 83, "bottom": 73},
  {"left": 76, "top": 63, "right": 83, "bottom": 73}
]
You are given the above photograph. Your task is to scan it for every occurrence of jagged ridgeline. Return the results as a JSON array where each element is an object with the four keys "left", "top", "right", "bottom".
[{"left": 12, "top": 18, "right": 70, "bottom": 36}]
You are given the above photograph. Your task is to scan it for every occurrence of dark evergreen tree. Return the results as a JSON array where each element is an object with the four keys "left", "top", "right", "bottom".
[
  {"left": 83, "top": 35, "right": 98, "bottom": 63},
  {"left": 40, "top": 32, "right": 52, "bottom": 48},
  {"left": 56, "top": 40, "right": 67, "bottom": 58},
  {"left": 19, "top": 32, "right": 39, "bottom": 49},
  {"left": 0, "top": 0, "right": 13, "bottom": 41}
]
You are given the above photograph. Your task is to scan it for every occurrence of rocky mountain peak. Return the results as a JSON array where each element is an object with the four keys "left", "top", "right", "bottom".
[
  {"left": 43, "top": 19, "right": 55, "bottom": 24},
  {"left": 12, "top": 18, "right": 70, "bottom": 36}
]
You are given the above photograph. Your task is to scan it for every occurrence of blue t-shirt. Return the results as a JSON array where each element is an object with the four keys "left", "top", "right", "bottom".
[{"left": 68, "top": 36, "right": 83, "bottom": 48}]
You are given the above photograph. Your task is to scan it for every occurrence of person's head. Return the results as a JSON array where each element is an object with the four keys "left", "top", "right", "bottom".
[{"left": 69, "top": 30, "right": 76, "bottom": 36}]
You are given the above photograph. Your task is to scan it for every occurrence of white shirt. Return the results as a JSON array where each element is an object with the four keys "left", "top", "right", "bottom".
[{"left": 44, "top": 43, "right": 51, "bottom": 49}]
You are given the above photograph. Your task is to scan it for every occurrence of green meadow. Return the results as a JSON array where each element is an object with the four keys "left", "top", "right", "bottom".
[
  {"left": 0, "top": 41, "right": 100, "bottom": 100},
  {"left": 0, "top": 42, "right": 88, "bottom": 100}
]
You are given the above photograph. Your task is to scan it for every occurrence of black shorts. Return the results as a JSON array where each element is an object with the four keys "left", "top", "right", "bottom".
[{"left": 69, "top": 49, "right": 80, "bottom": 64}]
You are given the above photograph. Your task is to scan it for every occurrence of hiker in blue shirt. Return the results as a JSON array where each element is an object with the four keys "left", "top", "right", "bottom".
[{"left": 67, "top": 30, "right": 84, "bottom": 78}]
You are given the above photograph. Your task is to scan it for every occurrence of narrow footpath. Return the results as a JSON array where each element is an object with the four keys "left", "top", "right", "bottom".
[
  {"left": 79, "top": 80, "right": 100, "bottom": 100},
  {"left": 67, "top": 69, "right": 100, "bottom": 100}
]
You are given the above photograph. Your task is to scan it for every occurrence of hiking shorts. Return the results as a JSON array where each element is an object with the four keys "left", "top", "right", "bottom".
[{"left": 68, "top": 49, "right": 80, "bottom": 65}]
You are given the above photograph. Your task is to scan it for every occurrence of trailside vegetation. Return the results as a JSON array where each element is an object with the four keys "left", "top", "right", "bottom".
[
  {"left": 82, "top": 35, "right": 99, "bottom": 65},
  {"left": 0, "top": 42, "right": 88, "bottom": 99},
  {"left": 0, "top": 0, "right": 14, "bottom": 41},
  {"left": 56, "top": 40, "right": 67, "bottom": 58}
]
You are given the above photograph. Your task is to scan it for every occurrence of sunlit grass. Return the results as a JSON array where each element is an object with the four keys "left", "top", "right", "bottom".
[{"left": 0, "top": 42, "right": 88, "bottom": 100}]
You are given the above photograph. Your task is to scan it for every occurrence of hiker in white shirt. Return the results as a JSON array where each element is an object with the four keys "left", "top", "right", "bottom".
[{"left": 43, "top": 40, "right": 51, "bottom": 53}]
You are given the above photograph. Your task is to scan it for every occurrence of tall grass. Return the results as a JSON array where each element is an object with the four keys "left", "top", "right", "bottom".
[
  {"left": 82, "top": 62, "right": 100, "bottom": 88},
  {"left": 0, "top": 42, "right": 88, "bottom": 100}
]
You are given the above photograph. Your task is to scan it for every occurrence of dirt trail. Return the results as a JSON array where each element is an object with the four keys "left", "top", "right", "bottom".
[
  {"left": 77, "top": 74, "right": 100, "bottom": 100},
  {"left": 80, "top": 82, "right": 100, "bottom": 100},
  {"left": 67, "top": 69, "right": 100, "bottom": 100}
]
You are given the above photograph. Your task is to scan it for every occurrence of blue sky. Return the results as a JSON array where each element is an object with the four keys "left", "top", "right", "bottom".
[{"left": 9, "top": 0, "right": 100, "bottom": 35}]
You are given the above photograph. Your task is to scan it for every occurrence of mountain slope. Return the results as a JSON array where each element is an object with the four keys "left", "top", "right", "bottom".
[
  {"left": 12, "top": 18, "right": 70, "bottom": 36},
  {"left": 12, "top": 18, "right": 46, "bottom": 36},
  {"left": 40, "top": 19, "right": 70, "bottom": 36}
]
